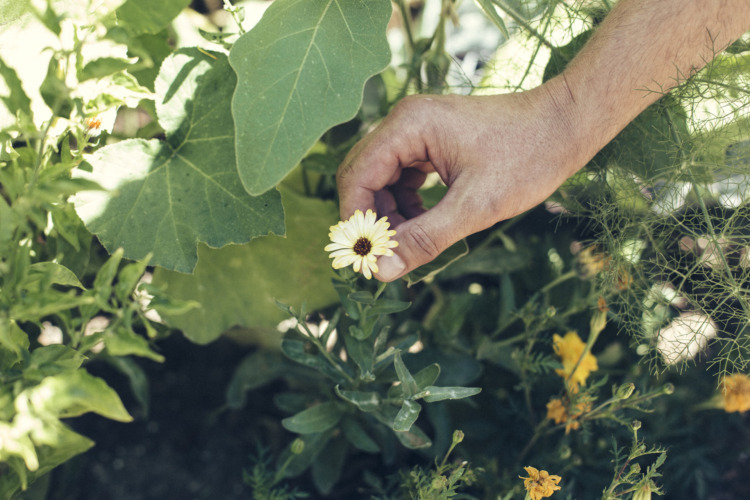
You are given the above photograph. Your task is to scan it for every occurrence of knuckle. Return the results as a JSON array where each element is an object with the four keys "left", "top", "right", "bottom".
[{"left": 405, "top": 221, "right": 441, "bottom": 261}]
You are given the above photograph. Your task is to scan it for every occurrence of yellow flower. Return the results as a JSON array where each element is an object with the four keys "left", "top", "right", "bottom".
[
  {"left": 546, "top": 397, "right": 592, "bottom": 434},
  {"left": 553, "top": 331, "right": 598, "bottom": 392},
  {"left": 324, "top": 209, "right": 398, "bottom": 280},
  {"left": 520, "top": 466, "right": 562, "bottom": 500},
  {"left": 721, "top": 373, "right": 750, "bottom": 413}
]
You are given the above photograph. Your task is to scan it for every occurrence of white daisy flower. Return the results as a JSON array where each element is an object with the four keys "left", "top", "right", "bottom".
[{"left": 325, "top": 209, "right": 398, "bottom": 279}]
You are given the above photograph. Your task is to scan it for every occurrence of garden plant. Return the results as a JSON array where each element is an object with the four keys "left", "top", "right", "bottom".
[{"left": 1, "top": 0, "right": 750, "bottom": 498}]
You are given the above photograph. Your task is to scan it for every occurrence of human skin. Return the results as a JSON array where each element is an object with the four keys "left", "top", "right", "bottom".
[{"left": 336, "top": 0, "right": 750, "bottom": 282}]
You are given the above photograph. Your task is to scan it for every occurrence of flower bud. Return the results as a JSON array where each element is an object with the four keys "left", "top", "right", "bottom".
[
  {"left": 631, "top": 420, "right": 642, "bottom": 432},
  {"left": 291, "top": 438, "right": 305, "bottom": 455},
  {"left": 615, "top": 382, "right": 636, "bottom": 400},
  {"left": 452, "top": 429, "right": 465, "bottom": 445},
  {"left": 663, "top": 383, "right": 675, "bottom": 395}
]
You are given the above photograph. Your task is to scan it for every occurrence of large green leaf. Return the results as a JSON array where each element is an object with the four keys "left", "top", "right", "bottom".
[
  {"left": 152, "top": 188, "right": 339, "bottom": 344},
  {"left": 229, "top": 0, "right": 392, "bottom": 195},
  {"left": 116, "top": 0, "right": 190, "bottom": 35},
  {"left": 74, "top": 49, "right": 284, "bottom": 272}
]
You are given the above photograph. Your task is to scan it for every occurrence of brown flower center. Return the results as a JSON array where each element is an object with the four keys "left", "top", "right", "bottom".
[{"left": 353, "top": 237, "right": 372, "bottom": 256}]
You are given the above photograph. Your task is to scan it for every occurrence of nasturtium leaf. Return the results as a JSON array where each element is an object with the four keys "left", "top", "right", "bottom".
[
  {"left": 116, "top": 0, "right": 190, "bottom": 35},
  {"left": 229, "top": 0, "right": 392, "bottom": 195},
  {"left": 74, "top": 49, "right": 284, "bottom": 272},
  {"left": 152, "top": 187, "right": 339, "bottom": 344}
]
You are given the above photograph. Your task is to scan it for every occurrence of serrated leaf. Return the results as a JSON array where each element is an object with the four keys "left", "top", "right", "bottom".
[
  {"left": 74, "top": 49, "right": 284, "bottom": 272},
  {"left": 229, "top": 0, "right": 392, "bottom": 195},
  {"left": 116, "top": 0, "right": 190, "bottom": 35},
  {"left": 282, "top": 401, "right": 343, "bottom": 434},
  {"left": 152, "top": 188, "right": 338, "bottom": 344}
]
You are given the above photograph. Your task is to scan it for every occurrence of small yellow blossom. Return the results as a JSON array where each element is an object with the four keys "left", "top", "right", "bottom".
[
  {"left": 520, "top": 466, "right": 562, "bottom": 500},
  {"left": 324, "top": 209, "right": 398, "bottom": 279},
  {"left": 546, "top": 397, "right": 592, "bottom": 434},
  {"left": 553, "top": 331, "right": 598, "bottom": 392},
  {"left": 576, "top": 245, "right": 609, "bottom": 279},
  {"left": 721, "top": 373, "right": 750, "bottom": 413}
]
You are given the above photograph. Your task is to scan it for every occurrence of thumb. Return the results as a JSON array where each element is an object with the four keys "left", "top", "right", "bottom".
[{"left": 375, "top": 197, "right": 470, "bottom": 282}]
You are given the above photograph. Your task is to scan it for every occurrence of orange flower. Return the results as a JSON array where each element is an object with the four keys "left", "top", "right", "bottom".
[
  {"left": 722, "top": 373, "right": 750, "bottom": 413},
  {"left": 546, "top": 397, "right": 592, "bottom": 434},
  {"left": 520, "top": 466, "right": 562, "bottom": 500},
  {"left": 553, "top": 331, "right": 598, "bottom": 392}
]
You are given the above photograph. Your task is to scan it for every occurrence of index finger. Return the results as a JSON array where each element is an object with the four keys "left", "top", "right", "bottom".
[{"left": 336, "top": 117, "right": 430, "bottom": 220}]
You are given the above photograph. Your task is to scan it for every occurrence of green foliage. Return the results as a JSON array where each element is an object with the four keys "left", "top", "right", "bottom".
[
  {"left": 3, "top": 0, "right": 750, "bottom": 498},
  {"left": 75, "top": 48, "right": 284, "bottom": 273},
  {"left": 151, "top": 187, "right": 340, "bottom": 344},
  {"left": 229, "top": 0, "right": 393, "bottom": 195}
]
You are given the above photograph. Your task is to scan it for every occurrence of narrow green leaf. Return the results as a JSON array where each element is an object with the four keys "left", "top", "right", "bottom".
[
  {"left": 335, "top": 386, "right": 380, "bottom": 412},
  {"left": 348, "top": 291, "right": 376, "bottom": 305},
  {"left": 476, "top": 0, "right": 510, "bottom": 39},
  {"left": 343, "top": 333, "right": 374, "bottom": 379},
  {"left": 74, "top": 49, "right": 284, "bottom": 273},
  {"left": 229, "top": 0, "right": 392, "bottom": 194},
  {"left": 365, "top": 298, "right": 411, "bottom": 317},
  {"left": 395, "top": 425, "right": 432, "bottom": 450},
  {"left": 281, "top": 339, "right": 350, "bottom": 383},
  {"left": 413, "top": 363, "right": 441, "bottom": 390},
  {"left": 393, "top": 400, "right": 421, "bottom": 432},
  {"left": 282, "top": 401, "right": 344, "bottom": 434},
  {"left": 393, "top": 351, "right": 417, "bottom": 397},
  {"left": 422, "top": 386, "right": 481, "bottom": 402},
  {"left": 405, "top": 240, "right": 469, "bottom": 286},
  {"left": 340, "top": 416, "right": 379, "bottom": 452},
  {"left": 312, "top": 437, "right": 347, "bottom": 495}
]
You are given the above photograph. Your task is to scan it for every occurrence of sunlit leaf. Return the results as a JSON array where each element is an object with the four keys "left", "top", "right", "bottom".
[
  {"left": 229, "top": 0, "right": 392, "bottom": 194},
  {"left": 74, "top": 49, "right": 284, "bottom": 272},
  {"left": 152, "top": 188, "right": 338, "bottom": 343},
  {"left": 116, "top": 0, "right": 190, "bottom": 35}
]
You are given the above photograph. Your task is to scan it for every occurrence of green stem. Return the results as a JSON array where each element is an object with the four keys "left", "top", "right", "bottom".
[{"left": 492, "top": 0, "right": 554, "bottom": 50}]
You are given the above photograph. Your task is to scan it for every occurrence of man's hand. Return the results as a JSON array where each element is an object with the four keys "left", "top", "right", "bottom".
[
  {"left": 336, "top": 79, "right": 587, "bottom": 281},
  {"left": 337, "top": 0, "right": 750, "bottom": 282}
]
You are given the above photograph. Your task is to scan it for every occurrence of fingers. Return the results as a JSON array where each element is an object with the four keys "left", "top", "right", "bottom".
[
  {"left": 337, "top": 98, "right": 436, "bottom": 220},
  {"left": 375, "top": 189, "right": 474, "bottom": 282}
]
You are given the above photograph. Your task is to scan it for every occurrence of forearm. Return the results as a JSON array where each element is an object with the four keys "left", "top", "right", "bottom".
[{"left": 554, "top": 0, "right": 750, "bottom": 173}]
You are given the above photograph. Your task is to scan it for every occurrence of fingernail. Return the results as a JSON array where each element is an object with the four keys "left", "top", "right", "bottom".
[{"left": 377, "top": 254, "right": 406, "bottom": 281}]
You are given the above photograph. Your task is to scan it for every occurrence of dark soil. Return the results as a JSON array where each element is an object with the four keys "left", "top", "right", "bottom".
[{"left": 48, "top": 334, "right": 292, "bottom": 500}]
